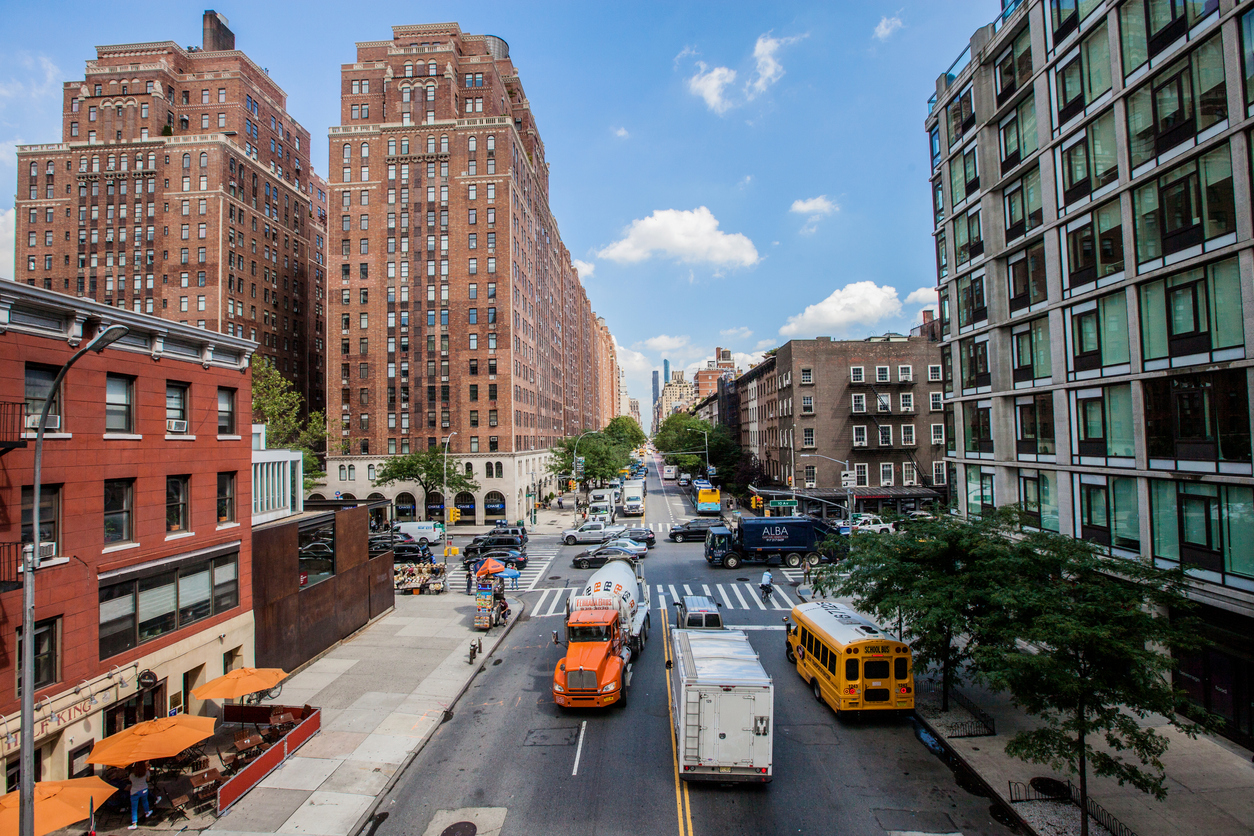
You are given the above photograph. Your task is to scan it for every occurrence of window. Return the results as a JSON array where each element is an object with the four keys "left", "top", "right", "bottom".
[
  {"left": 1122, "top": 0, "right": 1218, "bottom": 76},
  {"left": 936, "top": 229, "right": 949, "bottom": 281},
  {"left": 897, "top": 365, "right": 912, "bottom": 382},
  {"left": 1060, "top": 112, "right": 1118, "bottom": 205},
  {"left": 930, "top": 392, "right": 943, "bottom": 411},
  {"left": 1139, "top": 257, "right": 1244, "bottom": 363},
  {"left": 98, "top": 555, "right": 239, "bottom": 658},
  {"left": 217, "top": 473, "right": 236, "bottom": 523},
  {"left": 16, "top": 619, "right": 59, "bottom": 693},
  {"left": 947, "top": 85, "right": 974, "bottom": 149},
  {"left": 879, "top": 463, "right": 894, "bottom": 486},
  {"left": 1133, "top": 143, "right": 1235, "bottom": 264},
  {"left": 800, "top": 367, "right": 813, "bottom": 385},
  {"left": 1006, "top": 241, "right": 1047, "bottom": 314},
  {"left": 1017, "top": 392, "right": 1056, "bottom": 456},
  {"left": 1056, "top": 21, "right": 1112, "bottom": 123},
  {"left": 850, "top": 366, "right": 864, "bottom": 383},
  {"left": 949, "top": 144, "right": 979, "bottom": 205},
  {"left": 1065, "top": 199, "right": 1123, "bottom": 288},
  {"left": 105, "top": 375, "right": 134, "bottom": 433},
  {"left": 165, "top": 383, "right": 189, "bottom": 430},
  {"left": 217, "top": 388, "right": 236, "bottom": 434},
  {"left": 875, "top": 366, "right": 890, "bottom": 383},
  {"left": 1018, "top": 468, "right": 1060, "bottom": 531},
  {"left": 166, "top": 475, "right": 190, "bottom": 532},
  {"left": 1012, "top": 317, "right": 1052, "bottom": 382},
  {"left": 852, "top": 393, "right": 866, "bottom": 414},
  {"left": 20, "top": 485, "right": 59, "bottom": 551},
  {"left": 957, "top": 271, "right": 986, "bottom": 327},
  {"left": 1004, "top": 167, "right": 1042, "bottom": 239},
  {"left": 1079, "top": 476, "right": 1140, "bottom": 549},
  {"left": 1000, "top": 94, "right": 1039, "bottom": 173},
  {"left": 103, "top": 479, "right": 134, "bottom": 544},
  {"left": 927, "top": 364, "right": 943, "bottom": 382},
  {"left": 1127, "top": 35, "right": 1225, "bottom": 168},
  {"left": 996, "top": 27, "right": 1033, "bottom": 103},
  {"left": 1069, "top": 291, "right": 1130, "bottom": 372},
  {"left": 1150, "top": 480, "right": 1253, "bottom": 576},
  {"left": 964, "top": 402, "right": 993, "bottom": 455},
  {"left": 966, "top": 465, "right": 995, "bottom": 516},
  {"left": 1143, "top": 369, "right": 1250, "bottom": 464},
  {"left": 959, "top": 337, "right": 990, "bottom": 389},
  {"left": 1076, "top": 384, "right": 1135, "bottom": 459},
  {"left": 802, "top": 427, "right": 814, "bottom": 447},
  {"left": 954, "top": 207, "right": 982, "bottom": 266},
  {"left": 801, "top": 395, "right": 813, "bottom": 414},
  {"left": 931, "top": 423, "right": 946, "bottom": 445},
  {"left": 878, "top": 426, "right": 892, "bottom": 446},
  {"left": 855, "top": 463, "right": 868, "bottom": 487},
  {"left": 853, "top": 425, "right": 867, "bottom": 446},
  {"left": 24, "top": 364, "right": 60, "bottom": 421}
]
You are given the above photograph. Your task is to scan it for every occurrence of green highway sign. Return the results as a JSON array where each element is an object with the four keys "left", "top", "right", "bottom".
[{"left": 769, "top": 500, "right": 798, "bottom": 507}]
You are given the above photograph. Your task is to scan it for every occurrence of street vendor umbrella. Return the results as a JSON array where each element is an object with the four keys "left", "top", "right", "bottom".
[
  {"left": 475, "top": 557, "right": 507, "bottom": 576},
  {"left": 0, "top": 776, "right": 119, "bottom": 836},
  {"left": 86, "top": 714, "right": 218, "bottom": 767},
  {"left": 192, "top": 667, "right": 288, "bottom": 700},
  {"left": 498, "top": 567, "right": 520, "bottom": 578}
]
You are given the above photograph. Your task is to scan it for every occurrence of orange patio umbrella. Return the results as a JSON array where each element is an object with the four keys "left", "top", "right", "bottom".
[
  {"left": 191, "top": 667, "right": 288, "bottom": 700},
  {"left": 87, "top": 715, "right": 217, "bottom": 767},
  {"left": 0, "top": 777, "right": 119, "bottom": 836},
  {"left": 475, "top": 558, "right": 507, "bottom": 576}
]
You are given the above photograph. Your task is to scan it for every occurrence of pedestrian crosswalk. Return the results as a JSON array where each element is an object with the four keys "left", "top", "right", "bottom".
[
  {"left": 441, "top": 548, "right": 559, "bottom": 594},
  {"left": 520, "top": 578, "right": 805, "bottom": 619}
]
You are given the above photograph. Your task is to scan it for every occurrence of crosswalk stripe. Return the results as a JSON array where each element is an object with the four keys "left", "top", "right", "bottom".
[
  {"left": 655, "top": 585, "right": 667, "bottom": 612},
  {"left": 774, "top": 586, "right": 796, "bottom": 609},
  {"left": 668, "top": 584, "right": 681, "bottom": 604},
  {"left": 543, "top": 589, "right": 571, "bottom": 618},
  {"left": 716, "top": 584, "right": 734, "bottom": 609},
  {"left": 749, "top": 583, "right": 767, "bottom": 610},
  {"left": 533, "top": 587, "right": 553, "bottom": 614},
  {"left": 682, "top": 584, "right": 693, "bottom": 596},
  {"left": 701, "top": 584, "right": 712, "bottom": 599},
  {"left": 731, "top": 584, "right": 751, "bottom": 610}
]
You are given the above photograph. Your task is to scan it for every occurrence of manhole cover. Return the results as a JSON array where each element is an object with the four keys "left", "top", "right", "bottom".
[
  {"left": 549, "top": 575, "right": 561, "bottom": 580},
  {"left": 440, "top": 824, "right": 477, "bottom": 836},
  {"left": 736, "top": 577, "right": 750, "bottom": 582}
]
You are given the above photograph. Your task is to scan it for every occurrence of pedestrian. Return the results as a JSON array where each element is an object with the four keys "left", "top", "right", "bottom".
[
  {"left": 466, "top": 559, "right": 478, "bottom": 595},
  {"left": 557, "top": 497, "right": 564, "bottom": 510},
  {"left": 509, "top": 570, "right": 518, "bottom": 590},
  {"left": 128, "top": 762, "right": 152, "bottom": 829},
  {"left": 803, "top": 559, "right": 812, "bottom": 586}
]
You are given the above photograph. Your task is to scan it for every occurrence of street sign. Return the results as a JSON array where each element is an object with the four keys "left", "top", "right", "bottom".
[
  {"left": 841, "top": 470, "right": 857, "bottom": 488},
  {"left": 769, "top": 499, "right": 798, "bottom": 508},
  {"left": 707, "top": 465, "right": 716, "bottom": 476}
]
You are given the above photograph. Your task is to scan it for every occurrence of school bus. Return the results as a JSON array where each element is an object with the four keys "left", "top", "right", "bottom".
[{"left": 783, "top": 601, "right": 914, "bottom": 714}]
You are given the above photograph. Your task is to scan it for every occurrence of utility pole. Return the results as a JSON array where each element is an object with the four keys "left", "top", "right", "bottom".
[{"left": 443, "top": 431, "right": 457, "bottom": 530}]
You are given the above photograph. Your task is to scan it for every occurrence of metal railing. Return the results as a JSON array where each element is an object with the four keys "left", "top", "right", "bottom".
[
  {"left": 0, "top": 402, "right": 26, "bottom": 451},
  {"left": 0, "top": 543, "right": 21, "bottom": 590},
  {"left": 1008, "top": 779, "right": 1139, "bottom": 836},
  {"left": 918, "top": 679, "right": 996, "bottom": 736}
]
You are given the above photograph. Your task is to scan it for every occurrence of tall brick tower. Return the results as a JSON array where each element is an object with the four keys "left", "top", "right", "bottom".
[
  {"left": 12, "top": 11, "right": 328, "bottom": 414},
  {"left": 322, "top": 23, "right": 618, "bottom": 525}
]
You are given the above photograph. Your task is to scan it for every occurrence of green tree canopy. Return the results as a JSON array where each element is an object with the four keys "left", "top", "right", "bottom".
[
  {"left": 603, "top": 415, "right": 647, "bottom": 450},
  {"left": 547, "top": 432, "right": 629, "bottom": 491},
  {"left": 653, "top": 413, "right": 740, "bottom": 482},
  {"left": 373, "top": 447, "right": 480, "bottom": 501},
  {"left": 250, "top": 355, "right": 328, "bottom": 491}
]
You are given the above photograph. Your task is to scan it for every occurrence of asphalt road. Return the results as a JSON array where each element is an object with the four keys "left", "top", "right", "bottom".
[{"left": 374, "top": 459, "right": 1011, "bottom": 836}]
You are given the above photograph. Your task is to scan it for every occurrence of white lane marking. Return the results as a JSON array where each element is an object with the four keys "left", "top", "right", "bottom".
[
  {"left": 731, "top": 584, "right": 751, "bottom": 610},
  {"left": 572, "top": 720, "right": 587, "bottom": 776},
  {"left": 524, "top": 557, "right": 555, "bottom": 592},
  {"left": 655, "top": 585, "right": 667, "bottom": 612},
  {"left": 668, "top": 584, "right": 681, "bottom": 604},
  {"left": 715, "top": 584, "right": 734, "bottom": 609},
  {"left": 533, "top": 588, "right": 553, "bottom": 614},
  {"left": 701, "top": 584, "right": 712, "bottom": 599},
  {"left": 774, "top": 586, "right": 797, "bottom": 608},
  {"left": 725, "top": 625, "right": 788, "bottom": 631},
  {"left": 682, "top": 584, "right": 693, "bottom": 596},
  {"left": 544, "top": 588, "right": 571, "bottom": 618},
  {"left": 747, "top": 583, "right": 768, "bottom": 610}
]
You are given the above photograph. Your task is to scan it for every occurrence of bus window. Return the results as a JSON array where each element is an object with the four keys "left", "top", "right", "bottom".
[
  {"left": 845, "top": 658, "right": 858, "bottom": 680},
  {"left": 865, "top": 660, "right": 890, "bottom": 679},
  {"left": 819, "top": 644, "right": 829, "bottom": 669},
  {"left": 895, "top": 657, "right": 909, "bottom": 679},
  {"left": 826, "top": 651, "right": 837, "bottom": 675}
]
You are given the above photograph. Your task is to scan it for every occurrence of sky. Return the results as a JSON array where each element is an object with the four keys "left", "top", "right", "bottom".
[{"left": 0, "top": 0, "right": 998, "bottom": 412}]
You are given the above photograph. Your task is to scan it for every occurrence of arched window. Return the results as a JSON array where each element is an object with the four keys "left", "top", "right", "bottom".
[
  {"left": 495, "top": 462, "right": 504, "bottom": 478},
  {"left": 486, "top": 135, "right": 495, "bottom": 151},
  {"left": 404, "top": 62, "right": 413, "bottom": 77},
  {"left": 439, "top": 135, "right": 448, "bottom": 153},
  {"left": 401, "top": 137, "right": 409, "bottom": 154},
  {"left": 342, "top": 143, "right": 351, "bottom": 162},
  {"left": 387, "top": 138, "right": 396, "bottom": 155},
  {"left": 106, "top": 155, "right": 115, "bottom": 171},
  {"left": 426, "top": 85, "right": 435, "bottom": 102},
  {"left": 368, "top": 464, "right": 376, "bottom": 480},
  {"left": 199, "top": 152, "right": 208, "bottom": 167},
  {"left": 361, "top": 142, "right": 369, "bottom": 158},
  {"left": 467, "top": 136, "right": 476, "bottom": 152},
  {"left": 339, "top": 465, "right": 347, "bottom": 480},
  {"left": 426, "top": 136, "right": 435, "bottom": 153},
  {"left": 182, "top": 153, "right": 191, "bottom": 169},
  {"left": 427, "top": 60, "right": 437, "bottom": 76},
  {"left": 465, "top": 463, "right": 473, "bottom": 476},
  {"left": 91, "top": 155, "right": 100, "bottom": 172},
  {"left": 135, "top": 153, "right": 144, "bottom": 169},
  {"left": 347, "top": 464, "right": 356, "bottom": 480},
  {"left": 147, "top": 153, "right": 156, "bottom": 168}
]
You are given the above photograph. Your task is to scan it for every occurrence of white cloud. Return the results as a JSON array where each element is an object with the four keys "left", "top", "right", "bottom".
[
  {"left": 905, "top": 287, "right": 937, "bottom": 306},
  {"left": 613, "top": 337, "right": 652, "bottom": 377},
  {"left": 0, "top": 208, "right": 15, "bottom": 281},
  {"left": 571, "top": 259, "right": 595, "bottom": 280},
  {"left": 0, "top": 55, "right": 61, "bottom": 106},
  {"left": 598, "top": 207, "right": 760, "bottom": 268},
  {"left": 738, "top": 175, "right": 752, "bottom": 189},
  {"left": 755, "top": 338, "right": 778, "bottom": 350},
  {"left": 730, "top": 351, "right": 766, "bottom": 372},
  {"left": 779, "top": 281, "right": 903, "bottom": 337},
  {"left": 747, "top": 34, "right": 805, "bottom": 98},
  {"left": 614, "top": 127, "right": 629, "bottom": 138},
  {"left": 874, "top": 16, "right": 904, "bottom": 41},
  {"left": 673, "top": 45, "right": 699, "bottom": 68},
  {"left": 790, "top": 195, "right": 838, "bottom": 234},
  {"left": 635, "top": 334, "right": 691, "bottom": 353},
  {"left": 719, "top": 326, "right": 753, "bottom": 340},
  {"left": 687, "top": 62, "right": 737, "bottom": 114}
]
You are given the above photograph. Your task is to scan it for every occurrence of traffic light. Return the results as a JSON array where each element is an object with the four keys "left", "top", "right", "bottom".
[
  {"left": 750, "top": 495, "right": 762, "bottom": 510},
  {"left": 568, "top": 480, "right": 577, "bottom": 491},
  {"left": 449, "top": 508, "right": 461, "bottom": 523}
]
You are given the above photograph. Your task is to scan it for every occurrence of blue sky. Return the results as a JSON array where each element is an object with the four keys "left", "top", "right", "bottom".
[{"left": 0, "top": 1, "right": 997, "bottom": 407}]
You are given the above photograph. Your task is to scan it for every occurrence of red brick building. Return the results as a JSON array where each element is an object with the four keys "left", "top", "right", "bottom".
[
  {"left": 320, "top": 23, "right": 620, "bottom": 524},
  {"left": 0, "top": 281, "right": 256, "bottom": 786},
  {"left": 13, "top": 11, "right": 328, "bottom": 416}
]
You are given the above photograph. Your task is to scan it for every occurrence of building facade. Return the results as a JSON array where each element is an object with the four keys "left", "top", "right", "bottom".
[
  {"left": 12, "top": 11, "right": 328, "bottom": 417},
  {"left": 0, "top": 282, "right": 256, "bottom": 785},
  {"left": 653, "top": 370, "right": 697, "bottom": 432},
  {"left": 693, "top": 347, "right": 739, "bottom": 400},
  {"left": 319, "top": 23, "right": 618, "bottom": 524},
  {"left": 927, "top": 0, "right": 1254, "bottom": 745}
]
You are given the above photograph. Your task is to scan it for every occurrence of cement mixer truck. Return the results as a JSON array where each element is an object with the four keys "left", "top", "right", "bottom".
[{"left": 552, "top": 557, "right": 651, "bottom": 708}]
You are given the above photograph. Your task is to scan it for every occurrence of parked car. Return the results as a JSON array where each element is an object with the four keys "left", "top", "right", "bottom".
[
  {"left": 896, "top": 511, "right": 936, "bottom": 531},
  {"left": 669, "top": 517, "right": 725, "bottom": 543},
  {"left": 463, "top": 548, "right": 528, "bottom": 571},
  {"left": 600, "top": 538, "right": 648, "bottom": 557},
  {"left": 463, "top": 534, "right": 527, "bottom": 558},
  {"left": 571, "top": 545, "right": 637, "bottom": 570},
  {"left": 491, "top": 523, "right": 529, "bottom": 543},
  {"left": 619, "top": 527, "right": 656, "bottom": 548},
  {"left": 562, "top": 521, "right": 626, "bottom": 545},
  {"left": 852, "top": 515, "right": 895, "bottom": 534}
]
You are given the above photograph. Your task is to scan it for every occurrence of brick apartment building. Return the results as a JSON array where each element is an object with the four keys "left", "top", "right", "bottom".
[
  {"left": 693, "top": 347, "right": 739, "bottom": 400},
  {"left": 733, "top": 335, "right": 944, "bottom": 515},
  {"left": 13, "top": 11, "right": 329, "bottom": 416},
  {"left": 319, "top": 23, "right": 621, "bottom": 525},
  {"left": 0, "top": 282, "right": 256, "bottom": 786}
]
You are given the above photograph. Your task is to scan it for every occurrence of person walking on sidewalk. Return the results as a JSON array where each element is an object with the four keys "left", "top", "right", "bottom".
[
  {"left": 466, "top": 559, "right": 481, "bottom": 595},
  {"left": 802, "top": 559, "right": 812, "bottom": 586},
  {"left": 127, "top": 762, "right": 152, "bottom": 829}
]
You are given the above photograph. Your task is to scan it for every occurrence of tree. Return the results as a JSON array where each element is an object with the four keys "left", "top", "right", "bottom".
[
  {"left": 979, "top": 529, "right": 1216, "bottom": 836},
  {"left": 653, "top": 413, "right": 741, "bottom": 482},
  {"left": 812, "top": 509, "right": 1020, "bottom": 711},
  {"left": 547, "top": 433, "right": 628, "bottom": 492},
  {"left": 373, "top": 447, "right": 480, "bottom": 512},
  {"left": 250, "top": 356, "right": 328, "bottom": 491},
  {"left": 602, "top": 415, "right": 647, "bottom": 450}
]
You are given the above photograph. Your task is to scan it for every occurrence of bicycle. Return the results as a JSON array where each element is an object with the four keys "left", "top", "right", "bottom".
[
  {"left": 760, "top": 584, "right": 774, "bottom": 606},
  {"left": 242, "top": 684, "right": 283, "bottom": 705}
]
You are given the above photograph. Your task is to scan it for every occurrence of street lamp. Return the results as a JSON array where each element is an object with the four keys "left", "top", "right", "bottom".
[
  {"left": 528, "top": 470, "right": 537, "bottom": 526},
  {"left": 799, "top": 453, "right": 855, "bottom": 522},
  {"left": 22, "top": 323, "right": 128, "bottom": 836},
  {"left": 687, "top": 428, "right": 710, "bottom": 479},
  {"left": 442, "top": 432, "right": 457, "bottom": 546},
  {"left": 571, "top": 431, "right": 597, "bottom": 526}
]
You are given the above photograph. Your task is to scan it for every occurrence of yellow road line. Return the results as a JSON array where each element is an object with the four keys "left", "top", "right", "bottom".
[{"left": 662, "top": 609, "right": 693, "bottom": 836}]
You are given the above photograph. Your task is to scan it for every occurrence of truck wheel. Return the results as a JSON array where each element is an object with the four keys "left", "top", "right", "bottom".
[
  {"left": 674, "top": 534, "right": 684, "bottom": 543},
  {"left": 785, "top": 553, "right": 802, "bottom": 568},
  {"left": 565, "top": 536, "right": 577, "bottom": 546},
  {"left": 577, "top": 558, "right": 590, "bottom": 569},
  {"left": 805, "top": 553, "right": 820, "bottom": 566},
  {"left": 723, "top": 554, "right": 740, "bottom": 570},
  {"left": 618, "top": 682, "right": 628, "bottom": 709}
]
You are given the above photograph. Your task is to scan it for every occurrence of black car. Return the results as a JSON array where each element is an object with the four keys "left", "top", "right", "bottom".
[
  {"left": 463, "top": 534, "right": 527, "bottom": 558},
  {"left": 669, "top": 517, "right": 724, "bottom": 543},
  {"left": 491, "top": 523, "right": 529, "bottom": 543},
  {"left": 619, "top": 527, "right": 656, "bottom": 548},
  {"left": 571, "top": 546, "right": 636, "bottom": 570},
  {"left": 463, "top": 548, "right": 528, "bottom": 571}
]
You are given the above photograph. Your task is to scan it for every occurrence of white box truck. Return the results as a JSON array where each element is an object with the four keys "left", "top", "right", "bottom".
[
  {"left": 663, "top": 465, "right": 677, "bottom": 480},
  {"left": 622, "top": 481, "right": 645, "bottom": 516},
  {"left": 668, "top": 628, "right": 774, "bottom": 783}
]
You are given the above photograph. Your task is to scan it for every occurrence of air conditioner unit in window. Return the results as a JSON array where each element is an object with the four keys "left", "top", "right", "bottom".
[
  {"left": 804, "top": 481, "right": 816, "bottom": 489},
  {"left": 167, "top": 419, "right": 189, "bottom": 433},
  {"left": 26, "top": 414, "right": 61, "bottom": 430},
  {"left": 21, "top": 542, "right": 56, "bottom": 562}
]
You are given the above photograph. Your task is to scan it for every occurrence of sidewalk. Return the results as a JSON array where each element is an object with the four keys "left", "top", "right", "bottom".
[
  {"left": 441, "top": 490, "right": 583, "bottom": 539},
  {"left": 194, "top": 587, "right": 522, "bottom": 836},
  {"left": 919, "top": 679, "right": 1254, "bottom": 836}
]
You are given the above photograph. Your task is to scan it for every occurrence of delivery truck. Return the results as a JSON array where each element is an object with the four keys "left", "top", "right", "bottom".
[
  {"left": 622, "top": 481, "right": 645, "bottom": 516},
  {"left": 668, "top": 628, "right": 774, "bottom": 783},
  {"left": 703, "top": 515, "right": 841, "bottom": 569},
  {"left": 663, "top": 465, "right": 677, "bottom": 480},
  {"left": 552, "top": 558, "right": 651, "bottom": 708}
]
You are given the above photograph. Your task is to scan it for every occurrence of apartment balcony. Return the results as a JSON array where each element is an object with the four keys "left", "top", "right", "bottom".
[{"left": 849, "top": 377, "right": 916, "bottom": 387}]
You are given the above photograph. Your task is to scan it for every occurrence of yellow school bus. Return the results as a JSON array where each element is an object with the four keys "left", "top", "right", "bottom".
[{"left": 783, "top": 601, "right": 914, "bottom": 714}]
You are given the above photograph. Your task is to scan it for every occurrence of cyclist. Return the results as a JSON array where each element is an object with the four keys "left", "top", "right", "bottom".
[{"left": 760, "top": 569, "right": 774, "bottom": 604}]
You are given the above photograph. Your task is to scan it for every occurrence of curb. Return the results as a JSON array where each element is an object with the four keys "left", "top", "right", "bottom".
[
  {"left": 911, "top": 711, "right": 1039, "bottom": 836},
  {"left": 344, "top": 595, "right": 528, "bottom": 836}
]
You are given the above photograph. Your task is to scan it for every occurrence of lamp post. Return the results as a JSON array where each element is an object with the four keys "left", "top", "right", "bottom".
[
  {"left": 571, "top": 430, "right": 597, "bottom": 527},
  {"left": 689, "top": 428, "right": 710, "bottom": 479},
  {"left": 22, "top": 323, "right": 128, "bottom": 836},
  {"left": 442, "top": 432, "right": 456, "bottom": 539},
  {"left": 799, "top": 453, "right": 854, "bottom": 522},
  {"left": 528, "top": 470, "right": 537, "bottom": 526}
]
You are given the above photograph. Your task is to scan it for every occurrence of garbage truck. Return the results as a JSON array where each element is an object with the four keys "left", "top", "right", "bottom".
[
  {"left": 704, "top": 515, "right": 842, "bottom": 569},
  {"left": 552, "top": 558, "right": 651, "bottom": 708}
]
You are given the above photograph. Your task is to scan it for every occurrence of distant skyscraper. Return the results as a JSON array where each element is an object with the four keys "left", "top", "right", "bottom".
[
  {"left": 663, "top": 359, "right": 671, "bottom": 385},
  {"left": 652, "top": 370, "right": 659, "bottom": 406}
]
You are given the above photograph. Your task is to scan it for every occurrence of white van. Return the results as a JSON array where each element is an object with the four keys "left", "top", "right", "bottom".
[
  {"left": 394, "top": 521, "right": 445, "bottom": 545},
  {"left": 587, "top": 503, "right": 615, "bottom": 524}
]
